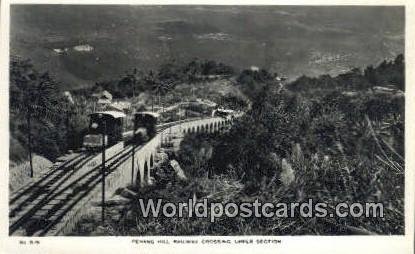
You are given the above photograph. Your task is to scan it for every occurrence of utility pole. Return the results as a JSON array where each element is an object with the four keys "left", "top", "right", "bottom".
[
  {"left": 131, "top": 119, "right": 137, "bottom": 185},
  {"left": 160, "top": 124, "right": 164, "bottom": 148},
  {"left": 65, "top": 110, "right": 70, "bottom": 152},
  {"left": 100, "top": 115, "right": 106, "bottom": 224},
  {"left": 169, "top": 103, "right": 173, "bottom": 144},
  {"left": 27, "top": 111, "right": 33, "bottom": 178},
  {"left": 64, "top": 92, "right": 75, "bottom": 152},
  {"left": 132, "top": 68, "right": 137, "bottom": 102},
  {"left": 132, "top": 76, "right": 135, "bottom": 99}
]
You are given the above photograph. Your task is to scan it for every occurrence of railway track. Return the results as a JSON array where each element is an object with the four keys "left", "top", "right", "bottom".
[
  {"left": 8, "top": 117, "right": 217, "bottom": 236},
  {"left": 10, "top": 153, "right": 91, "bottom": 205},
  {"left": 31, "top": 146, "right": 135, "bottom": 236},
  {"left": 8, "top": 146, "right": 133, "bottom": 236}
]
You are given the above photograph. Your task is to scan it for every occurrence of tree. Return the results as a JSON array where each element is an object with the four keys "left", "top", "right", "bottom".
[
  {"left": 236, "top": 68, "right": 275, "bottom": 100},
  {"left": 118, "top": 68, "right": 145, "bottom": 99},
  {"left": 153, "top": 79, "right": 175, "bottom": 112},
  {"left": 10, "top": 58, "right": 59, "bottom": 177},
  {"left": 144, "top": 71, "right": 158, "bottom": 111}
]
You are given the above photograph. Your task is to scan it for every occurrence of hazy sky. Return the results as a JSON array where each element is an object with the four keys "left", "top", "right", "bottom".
[{"left": 10, "top": 5, "right": 404, "bottom": 88}]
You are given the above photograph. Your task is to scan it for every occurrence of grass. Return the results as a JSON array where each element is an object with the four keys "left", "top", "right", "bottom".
[{"left": 9, "top": 154, "right": 53, "bottom": 192}]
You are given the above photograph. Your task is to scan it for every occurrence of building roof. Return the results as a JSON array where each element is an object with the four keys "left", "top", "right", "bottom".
[
  {"left": 97, "top": 98, "right": 112, "bottom": 104},
  {"left": 216, "top": 108, "right": 235, "bottom": 113},
  {"left": 102, "top": 90, "right": 113, "bottom": 100},
  {"left": 92, "top": 90, "right": 113, "bottom": 101},
  {"left": 108, "top": 104, "right": 126, "bottom": 112},
  {"left": 250, "top": 66, "right": 259, "bottom": 71},
  {"left": 111, "top": 101, "right": 131, "bottom": 109},
  {"left": 63, "top": 91, "right": 74, "bottom": 104}
]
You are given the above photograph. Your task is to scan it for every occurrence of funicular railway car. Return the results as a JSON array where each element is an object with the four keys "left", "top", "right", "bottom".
[
  {"left": 131, "top": 112, "right": 159, "bottom": 144},
  {"left": 212, "top": 108, "right": 235, "bottom": 120},
  {"left": 82, "top": 110, "right": 168, "bottom": 150},
  {"left": 135, "top": 112, "right": 159, "bottom": 138},
  {"left": 83, "top": 111, "right": 126, "bottom": 150}
]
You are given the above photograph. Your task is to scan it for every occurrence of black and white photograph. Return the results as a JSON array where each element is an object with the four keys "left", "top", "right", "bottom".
[{"left": 2, "top": 2, "right": 412, "bottom": 250}]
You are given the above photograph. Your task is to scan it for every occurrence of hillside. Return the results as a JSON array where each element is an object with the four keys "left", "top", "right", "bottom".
[
  {"left": 9, "top": 56, "right": 249, "bottom": 166},
  {"left": 70, "top": 54, "right": 404, "bottom": 236}
]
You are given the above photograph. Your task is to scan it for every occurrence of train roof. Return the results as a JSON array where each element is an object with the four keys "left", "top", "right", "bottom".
[
  {"left": 134, "top": 111, "right": 160, "bottom": 118},
  {"left": 90, "top": 111, "right": 126, "bottom": 119}
]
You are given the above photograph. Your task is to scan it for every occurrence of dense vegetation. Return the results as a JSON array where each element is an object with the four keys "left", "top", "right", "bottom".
[
  {"left": 289, "top": 54, "right": 404, "bottom": 92},
  {"left": 71, "top": 54, "right": 405, "bottom": 236},
  {"left": 208, "top": 56, "right": 403, "bottom": 234},
  {"left": 10, "top": 52, "right": 405, "bottom": 235},
  {"left": 10, "top": 57, "right": 80, "bottom": 164},
  {"left": 73, "top": 59, "right": 235, "bottom": 100}
]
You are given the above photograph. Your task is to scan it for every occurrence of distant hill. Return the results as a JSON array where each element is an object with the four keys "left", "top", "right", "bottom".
[
  {"left": 10, "top": 5, "right": 404, "bottom": 90},
  {"left": 288, "top": 54, "right": 404, "bottom": 92}
]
